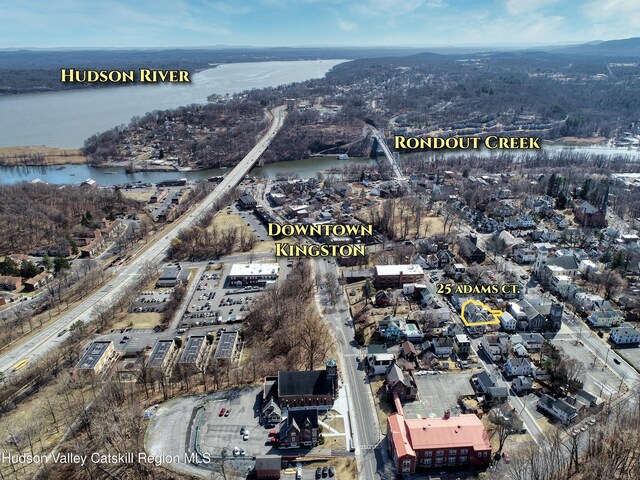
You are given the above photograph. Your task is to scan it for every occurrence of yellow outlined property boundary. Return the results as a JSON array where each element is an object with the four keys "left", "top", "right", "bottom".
[{"left": 460, "top": 299, "right": 503, "bottom": 326}]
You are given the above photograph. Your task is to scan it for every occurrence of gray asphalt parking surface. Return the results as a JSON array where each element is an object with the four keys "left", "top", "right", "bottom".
[
  {"left": 197, "top": 387, "right": 275, "bottom": 457},
  {"left": 405, "top": 372, "right": 475, "bottom": 418}
]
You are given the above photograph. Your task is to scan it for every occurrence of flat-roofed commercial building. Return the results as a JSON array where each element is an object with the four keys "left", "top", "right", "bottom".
[
  {"left": 156, "top": 265, "right": 182, "bottom": 288},
  {"left": 375, "top": 264, "right": 423, "bottom": 289},
  {"left": 148, "top": 339, "right": 175, "bottom": 372},
  {"left": 214, "top": 331, "right": 239, "bottom": 360},
  {"left": 179, "top": 335, "right": 207, "bottom": 368},
  {"left": 75, "top": 341, "right": 115, "bottom": 377},
  {"left": 228, "top": 263, "right": 279, "bottom": 286}
]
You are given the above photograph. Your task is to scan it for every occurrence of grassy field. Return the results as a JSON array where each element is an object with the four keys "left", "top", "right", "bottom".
[
  {"left": 0, "top": 146, "right": 86, "bottom": 165},
  {"left": 111, "top": 312, "right": 162, "bottom": 330}
]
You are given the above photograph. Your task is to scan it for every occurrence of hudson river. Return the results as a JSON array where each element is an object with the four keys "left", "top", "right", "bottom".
[{"left": 0, "top": 60, "right": 344, "bottom": 148}]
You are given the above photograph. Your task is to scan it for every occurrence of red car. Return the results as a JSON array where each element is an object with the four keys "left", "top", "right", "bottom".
[
  {"left": 268, "top": 430, "right": 279, "bottom": 436},
  {"left": 502, "top": 451, "right": 511, "bottom": 464},
  {"left": 219, "top": 408, "right": 226, "bottom": 416}
]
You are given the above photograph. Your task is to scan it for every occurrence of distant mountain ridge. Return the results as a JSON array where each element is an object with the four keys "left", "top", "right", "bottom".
[{"left": 552, "top": 37, "right": 640, "bottom": 57}]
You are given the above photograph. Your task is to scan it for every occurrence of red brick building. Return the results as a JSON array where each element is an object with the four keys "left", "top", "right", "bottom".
[
  {"left": 387, "top": 397, "right": 491, "bottom": 474},
  {"left": 575, "top": 201, "right": 607, "bottom": 228}
]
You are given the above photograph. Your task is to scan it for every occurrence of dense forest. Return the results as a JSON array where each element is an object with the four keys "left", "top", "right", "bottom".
[{"left": 0, "top": 184, "right": 140, "bottom": 255}]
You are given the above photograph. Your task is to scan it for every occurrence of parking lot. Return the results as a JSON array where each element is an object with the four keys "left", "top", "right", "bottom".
[
  {"left": 404, "top": 372, "right": 475, "bottom": 419},
  {"left": 180, "top": 264, "right": 264, "bottom": 329},
  {"left": 229, "top": 204, "right": 271, "bottom": 242},
  {"left": 130, "top": 289, "right": 173, "bottom": 314},
  {"left": 197, "top": 387, "right": 274, "bottom": 458}
]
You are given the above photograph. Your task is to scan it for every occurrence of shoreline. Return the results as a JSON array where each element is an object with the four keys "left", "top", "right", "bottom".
[{"left": 0, "top": 146, "right": 86, "bottom": 166}]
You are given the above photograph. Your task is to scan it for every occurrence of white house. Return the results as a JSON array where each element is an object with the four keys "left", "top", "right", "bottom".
[
  {"left": 500, "top": 311, "right": 517, "bottom": 331},
  {"left": 505, "top": 357, "right": 533, "bottom": 377},
  {"left": 537, "top": 394, "right": 577, "bottom": 423},
  {"left": 481, "top": 334, "right": 509, "bottom": 362},
  {"left": 574, "top": 292, "right": 606, "bottom": 311},
  {"left": 432, "top": 337, "right": 454, "bottom": 357},
  {"left": 514, "top": 248, "right": 536, "bottom": 264},
  {"left": 367, "top": 353, "right": 395, "bottom": 376},
  {"left": 610, "top": 323, "right": 640, "bottom": 345},
  {"left": 512, "top": 333, "right": 544, "bottom": 351},
  {"left": 587, "top": 310, "right": 624, "bottom": 328},
  {"left": 549, "top": 274, "right": 573, "bottom": 298}
]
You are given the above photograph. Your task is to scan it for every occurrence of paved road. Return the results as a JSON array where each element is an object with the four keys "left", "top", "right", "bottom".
[
  {"left": 0, "top": 105, "right": 287, "bottom": 377},
  {"left": 368, "top": 126, "right": 402, "bottom": 180},
  {"left": 314, "top": 258, "right": 382, "bottom": 480}
]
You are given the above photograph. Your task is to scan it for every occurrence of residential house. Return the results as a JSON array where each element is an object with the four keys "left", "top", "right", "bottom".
[
  {"left": 512, "top": 376, "right": 533, "bottom": 395},
  {"left": 454, "top": 334, "right": 471, "bottom": 359},
  {"left": 571, "top": 389, "right": 599, "bottom": 409},
  {"left": 433, "top": 337, "right": 454, "bottom": 357},
  {"left": 0, "top": 275, "right": 22, "bottom": 291},
  {"left": 480, "top": 334, "right": 509, "bottom": 362},
  {"left": 401, "top": 341, "right": 418, "bottom": 362},
  {"left": 368, "top": 353, "right": 396, "bottom": 376},
  {"left": 514, "top": 247, "right": 536, "bottom": 264},
  {"left": 500, "top": 311, "right": 517, "bottom": 331},
  {"left": 23, "top": 271, "right": 53, "bottom": 291},
  {"left": 476, "top": 371, "right": 508, "bottom": 402},
  {"left": 378, "top": 316, "right": 424, "bottom": 342},
  {"left": 610, "top": 323, "right": 640, "bottom": 345},
  {"left": 457, "top": 235, "right": 486, "bottom": 264},
  {"left": 511, "top": 333, "right": 545, "bottom": 352},
  {"left": 278, "top": 409, "right": 319, "bottom": 448},
  {"left": 587, "top": 309, "right": 624, "bottom": 328},
  {"left": 504, "top": 357, "right": 533, "bottom": 377},
  {"left": 386, "top": 364, "right": 418, "bottom": 402},
  {"left": 537, "top": 394, "right": 578, "bottom": 423}
]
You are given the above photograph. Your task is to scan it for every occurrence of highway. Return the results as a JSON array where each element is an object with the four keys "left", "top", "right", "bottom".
[
  {"left": 0, "top": 105, "right": 287, "bottom": 377},
  {"left": 314, "top": 258, "right": 382, "bottom": 480},
  {"left": 369, "top": 126, "right": 402, "bottom": 180}
]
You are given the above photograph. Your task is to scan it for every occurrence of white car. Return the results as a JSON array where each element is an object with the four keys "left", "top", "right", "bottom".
[
  {"left": 243, "top": 433, "right": 249, "bottom": 441},
  {"left": 233, "top": 447, "right": 240, "bottom": 456}
]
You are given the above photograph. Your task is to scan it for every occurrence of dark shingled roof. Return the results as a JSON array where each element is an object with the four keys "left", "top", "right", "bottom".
[
  {"left": 255, "top": 455, "right": 281, "bottom": 471},
  {"left": 277, "top": 370, "right": 332, "bottom": 397}
]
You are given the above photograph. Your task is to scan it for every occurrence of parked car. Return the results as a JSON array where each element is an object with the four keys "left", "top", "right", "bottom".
[
  {"left": 232, "top": 447, "right": 239, "bottom": 456},
  {"left": 322, "top": 466, "right": 329, "bottom": 477},
  {"left": 219, "top": 408, "right": 226, "bottom": 416},
  {"left": 502, "top": 451, "right": 511, "bottom": 464},
  {"left": 328, "top": 466, "right": 335, "bottom": 477},
  {"left": 225, "top": 408, "right": 231, "bottom": 417},
  {"left": 316, "top": 467, "right": 322, "bottom": 479}
]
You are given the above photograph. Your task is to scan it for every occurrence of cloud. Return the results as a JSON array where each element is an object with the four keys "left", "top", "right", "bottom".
[
  {"left": 584, "top": 0, "right": 640, "bottom": 28},
  {"left": 505, "top": 0, "right": 560, "bottom": 16},
  {"left": 337, "top": 18, "right": 357, "bottom": 32}
]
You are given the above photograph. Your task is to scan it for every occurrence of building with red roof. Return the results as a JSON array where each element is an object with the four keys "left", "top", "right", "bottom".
[{"left": 387, "top": 395, "right": 491, "bottom": 474}]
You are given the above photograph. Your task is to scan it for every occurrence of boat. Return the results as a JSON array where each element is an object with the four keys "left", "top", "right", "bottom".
[
  {"left": 104, "top": 171, "right": 116, "bottom": 175},
  {"left": 338, "top": 154, "right": 349, "bottom": 160}
]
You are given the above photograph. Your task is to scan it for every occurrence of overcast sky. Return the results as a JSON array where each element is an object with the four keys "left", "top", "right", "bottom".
[{"left": 2, "top": 0, "right": 639, "bottom": 49}]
